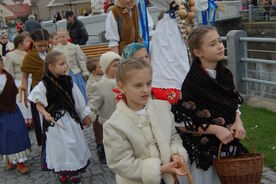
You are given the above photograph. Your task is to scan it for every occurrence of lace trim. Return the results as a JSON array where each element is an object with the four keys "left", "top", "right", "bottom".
[{"left": 0, "top": 148, "right": 31, "bottom": 164}]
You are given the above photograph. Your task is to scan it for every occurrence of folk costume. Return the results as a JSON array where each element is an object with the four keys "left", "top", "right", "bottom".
[
  {"left": 54, "top": 42, "right": 89, "bottom": 103},
  {"left": 0, "top": 30, "right": 14, "bottom": 58},
  {"left": 21, "top": 47, "right": 48, "bottom": 145},
  {"left": 0, "top": 70, "right": 31, "bottom": 165},
  {"left": 173, "top": 60, "right": 247, "bottom": 184},
  {"left": 4, "top": 49, "right": 32, "bottom": 121},
  {"left": 149, "top": 0, "right": 193, "bottom": 104},
  {"left": 103, "top": 99, "right": 188, "bottom": 184},
  {"left": 105, "top": 0, "right": 153, "bottom": 55},
  {"left": 28, "top": 71, "right": 91, "bottom": 176}
]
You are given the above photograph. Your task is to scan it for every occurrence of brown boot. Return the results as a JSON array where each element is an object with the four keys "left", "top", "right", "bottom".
[
  {"left": 6, "top": 161, "right": 16, "bottom": 170},
  {"left": 16, "top": 162, "right": 29, "bottom": 174}
]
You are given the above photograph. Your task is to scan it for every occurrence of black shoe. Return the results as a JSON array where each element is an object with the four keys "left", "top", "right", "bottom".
[{"left": 97, "top": 144, "right": 106, "bottom": 164}]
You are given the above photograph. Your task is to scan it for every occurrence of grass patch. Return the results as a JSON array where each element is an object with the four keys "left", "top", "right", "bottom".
[{"left": 240, "top": 104, "right": 276, "bottom": 171}]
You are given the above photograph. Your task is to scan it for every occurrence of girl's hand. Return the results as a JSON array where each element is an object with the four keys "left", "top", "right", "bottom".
[
  {"left": 82, "top": 116, "right": 91, "bottom": 127},
  {"left": 43, "top": 112, "right": 52, "bottom": 122},
  {"left": 22, "top": 89, "right": 29, "bottom": 108},
  {"left": 83, "top": 76, "right": 88, "bottom": 81},
  {"left": 160, "top": 160, "right": 187, "bottom": 176},
  {"left": 214, "top": 126, "right": 233, "bottom": 144},
  {"left": 171, "top": 154, "right": 184, "bottom": 167},
  {"left": 231, "top": 115, "right": 246, "bottom": 139}
]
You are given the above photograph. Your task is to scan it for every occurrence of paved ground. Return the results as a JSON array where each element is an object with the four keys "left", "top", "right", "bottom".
[{"left": 1, "top": 126, "right": 276, "bottom": 184}]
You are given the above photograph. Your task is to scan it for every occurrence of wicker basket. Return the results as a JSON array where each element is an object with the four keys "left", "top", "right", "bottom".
[{"left": 213, "top": 137, "right": 264, "bottom": 184}]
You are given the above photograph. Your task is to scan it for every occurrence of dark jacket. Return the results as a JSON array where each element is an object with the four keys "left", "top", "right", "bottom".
[
  {"left": 67, "top": 19, "right": 88, "bottom": 45},
  {"left": 24, "top": 19, "right": 42, "bottom": 34}
]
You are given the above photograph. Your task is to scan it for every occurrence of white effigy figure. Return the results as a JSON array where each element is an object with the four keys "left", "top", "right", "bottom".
[
  {"left": 150, "top": 0, "right": 195, "bottom": 104},
  {"left": 91, "top": 0, "right": 105, "bottom": 14}
]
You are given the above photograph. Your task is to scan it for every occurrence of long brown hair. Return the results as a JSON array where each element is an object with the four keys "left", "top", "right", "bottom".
[{"left": 188, "top": 25, "right": 217, "bottom": 62}]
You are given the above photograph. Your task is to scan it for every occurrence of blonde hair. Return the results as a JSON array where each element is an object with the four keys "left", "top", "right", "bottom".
[
  {"left": 58, "top": 28, "right": 69, "bottom": 36},
  {"left": 50, "top": 32, "right": 58, "bottom": 39},
  {"left": 116, "top": 57, "right": 152, "bottom": 84},
  {"left": 44, "top": 51, "right": 64, "bottom": 72}
]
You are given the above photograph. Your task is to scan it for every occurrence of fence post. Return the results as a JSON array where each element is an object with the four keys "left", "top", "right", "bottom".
[
  {"left": 226, "top": 30, "right": 248, "bottom": 95},
  {"left": 248, "top": 4, "right": 253, "bottom": 22}
]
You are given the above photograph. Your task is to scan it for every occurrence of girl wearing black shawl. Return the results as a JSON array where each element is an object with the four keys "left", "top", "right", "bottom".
[
  {"left": 173, "top": 26, "right": 247, "bottom": 184},
  {"left": 28, "top": 51, "right": 92, "bottom": 184}
]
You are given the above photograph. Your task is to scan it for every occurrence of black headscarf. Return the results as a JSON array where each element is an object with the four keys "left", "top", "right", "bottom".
[
  {"left": 173, "top": 60, "right": 247, "bottom": 170},
  {"left": 42, "top": 71, "right": 82, "bottom": 131}
]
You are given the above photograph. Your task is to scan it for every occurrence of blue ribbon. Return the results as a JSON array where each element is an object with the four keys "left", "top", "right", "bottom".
[
  {"left": 136, "top": 0, "right": 150, "bottom": 52},
  {"left": 202, "top": 0, "right": 217, "bottom": 26}
]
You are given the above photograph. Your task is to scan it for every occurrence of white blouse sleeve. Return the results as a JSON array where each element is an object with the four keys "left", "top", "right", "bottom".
[
  {"left": 4, "top": 54, "right": 15, "bottom": 78},
  {"left": 72, "top": 83, "right": 91, "bottom": 120},
  {"left": 28, "top": 82, "right": 48, "bottom": 107},
  {"left": 147, "top": 10, "right": 154, "bottom": 37},
  {"left": 105, "top": 11, "right": 120, "bottom": 48}
]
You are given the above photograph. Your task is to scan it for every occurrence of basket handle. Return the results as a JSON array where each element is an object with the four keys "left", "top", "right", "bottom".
[
  {"left": 174, "top": 166, "right": 194, "bottom": 184},
  {"left": 217, "top": 133, "right": 256, "bottom": 161}
]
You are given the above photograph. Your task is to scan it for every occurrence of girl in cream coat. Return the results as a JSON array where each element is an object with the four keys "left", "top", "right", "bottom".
[
  {"left": 4, "top": 34, "right": 32, "bottom": 125},
  {"left": 103, "top": 58, "right": 188, "bottom": 184},
  {"left": 54, "top": 29, "right": 89, "bottom": 102}
]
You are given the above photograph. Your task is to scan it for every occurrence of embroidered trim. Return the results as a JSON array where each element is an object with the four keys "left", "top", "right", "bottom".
[{"left": 0, "top": 148, "right": 31, "bottom": 164}]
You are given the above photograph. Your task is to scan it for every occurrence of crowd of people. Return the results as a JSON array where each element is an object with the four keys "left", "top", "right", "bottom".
[{"left": 0, "top": 0, "right": 248, "bottom": 184}]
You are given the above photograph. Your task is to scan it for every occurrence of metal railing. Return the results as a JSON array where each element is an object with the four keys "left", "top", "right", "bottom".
[
  {"left": 223, "top": 30, "right": 276, "bottom": 100},
  {"left": 241, "top": 5, "right": 276, "bottom": 22}
]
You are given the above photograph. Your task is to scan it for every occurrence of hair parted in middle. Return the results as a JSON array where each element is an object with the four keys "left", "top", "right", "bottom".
[
  {"left": 44, "top": 50, "right": 64, "bottom": 72},
  {"left": 116, "top": 57, "right": 152, "bottom": 84}
]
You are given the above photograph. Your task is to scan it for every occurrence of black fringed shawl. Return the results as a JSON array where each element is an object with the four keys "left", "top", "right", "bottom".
[
  {"left": 42, "top": 71, "right": 82, "bottom": 132},
  {"left": 173, "top": 60, "right": 247, "bottom": 170}
]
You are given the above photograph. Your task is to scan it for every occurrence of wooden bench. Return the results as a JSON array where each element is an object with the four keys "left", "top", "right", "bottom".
[{"left": 81, "top": 43, "right": 111, "bottom": 58}]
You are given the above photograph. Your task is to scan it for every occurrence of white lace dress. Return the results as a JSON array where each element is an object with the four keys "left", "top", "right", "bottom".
[{"left": 28, "top": 82, "right": 91, "bottom": 172}]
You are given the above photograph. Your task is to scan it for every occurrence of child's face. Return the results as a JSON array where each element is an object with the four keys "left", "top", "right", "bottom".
[
  {"left": 33, "top": 40, "right": 48, "bottom": 53},
  {"left": 194, "top": 30, "right": 225, "bottom": 64},
  {"left": 51, "top": 35, "right": 59, "bottom": 46},
  {"left": 133, "top": 48, "right": 150, "bottom": 63},
  {"left": 94, "top": 61, "right": 103, "bottom": 76},
  {"left": 118, "top": 67, "right": 152, "bottom": 111},
  {"left": 58, "top": 31, "right": 69, "bottom": 45},
  {"left": 21, "top": 38, "right": 30, "bottom": 51},
  {"left": 49, "top": 55, "right": 68, "bottom": 76},
  {"left": 106, "top": 60, "right": 118, "bottom": 79}
]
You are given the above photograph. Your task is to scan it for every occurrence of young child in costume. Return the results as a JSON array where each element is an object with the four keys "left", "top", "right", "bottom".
[
  {"left": 4, "top": 34, "right": 32, "bottom": 127},
  {"left": 0, "top": 56, "right": 31, "bottom": 174},
  {"left": 49, "top": 32, "right": 59, "bottom": 49},
  {"left": 173, "top": 25, "right": 247, "bottom": 184},
  {"left": 105, "top": 0, "right": 153, "bottom": 55},
  {"left": 121, "top": 42, "right": 150, "bottom": 63},
  {"left": 54, "top": 29, "right": 89, "bottom": 103},
  {"left": 103, "top": 57, "right": 189, "bottom": 184},
  {"left": 28, "top": 51, "right": 92, "bottom": 184},
  {"left": 21, "top": 29, "right": 50, "bottom": 146},
  {"left": 0, "top": 30, "right": 14, "bottom": 58},
  {"left": 87, "top": 51, "right": 120, "bottom": 164},
  {"left": 85, "top": 57, "right": 105, "bottom": 163}
]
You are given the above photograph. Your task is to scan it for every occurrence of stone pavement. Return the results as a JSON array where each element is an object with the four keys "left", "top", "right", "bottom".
[{"left": 1, "top": 126, "right": 276, "bottom": 184}]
